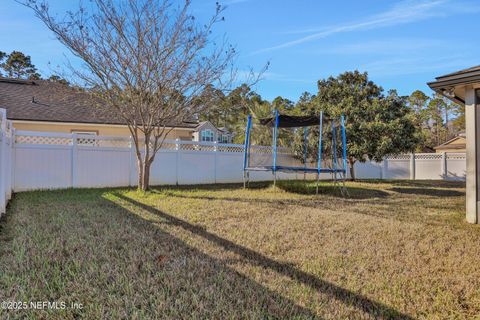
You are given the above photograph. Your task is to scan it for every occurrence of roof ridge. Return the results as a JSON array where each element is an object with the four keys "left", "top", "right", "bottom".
[{"left": 0, "top": 77, "right": 37, "bottom": 85}]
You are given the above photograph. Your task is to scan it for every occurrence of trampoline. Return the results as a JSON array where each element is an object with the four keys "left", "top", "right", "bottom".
[{"left": 242, "top": 110, "right": 347, "bottom": 194}]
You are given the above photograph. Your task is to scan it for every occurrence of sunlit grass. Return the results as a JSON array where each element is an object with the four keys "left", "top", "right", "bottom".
[{"left": 1, "top": 180, "right": 478, "bottom": 319}]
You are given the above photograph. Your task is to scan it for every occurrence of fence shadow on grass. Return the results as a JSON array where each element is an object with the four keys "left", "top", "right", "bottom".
[
  {"left": 157, "top": 181, "right": 390, "bottom": 199},
  {"left": 160, "top": 181, "right": 272, "bottom": 191},
  {"left": 363, "top": 179, "right": 465, "bottom": 189},
  {"left": 161, "top": 190, "right": 381, "bottom": 214},
  {"left": 114, "top": 193, "right": 414, "bottom": 320},
  {"left": 389, "top": 187, "right": 464, "bottom": 197},
  {"left": 158, "top": 181, "right": 389, "bottom": 202},
  {"left": 276, "top": 181, "right": 390, "bottom": 199}
]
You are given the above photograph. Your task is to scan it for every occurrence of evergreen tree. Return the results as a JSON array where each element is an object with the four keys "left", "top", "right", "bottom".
[
  {"left": 0, "top": 51, "right": 41, "bottom": 79},
  {"left": 0, "top": 51, "right": 6, "bottom": 77},
  {"left": 296, "top": 71, "right": 418, "bottom": 179}
]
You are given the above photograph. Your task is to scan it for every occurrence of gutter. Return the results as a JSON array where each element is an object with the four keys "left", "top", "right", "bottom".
[{"left": 11, "top": 120, "right": 196, "bottom": 131}]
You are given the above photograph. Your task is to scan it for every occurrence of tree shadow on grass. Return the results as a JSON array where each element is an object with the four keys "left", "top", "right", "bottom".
[
  {"left": 2, "top": 190, "right": 319, "bottom": 320},
  {"left": 389, "top": 187, "right": 464, "bottom": 197},
  {"left": 114, "top": 193, "right": 414, "bottom": 320}
]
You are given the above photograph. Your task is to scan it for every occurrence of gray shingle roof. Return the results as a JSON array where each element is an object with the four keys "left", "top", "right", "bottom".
[
  {"left": 436, "top": 65, "right": 480, "bottom": 79},
  {"left": 0, "top": 78, "right": 198, "bottom": 128}
]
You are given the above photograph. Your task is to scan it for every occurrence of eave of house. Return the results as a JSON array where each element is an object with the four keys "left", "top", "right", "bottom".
[
  {"left": 427, "top": 69, "right": 480, "bottom": 105},
  {"left": 434, "top": 144, "right": 466, "bottom": 151},
  {"left": 11, "top": 119, "right": 195, "bottom": 131}
]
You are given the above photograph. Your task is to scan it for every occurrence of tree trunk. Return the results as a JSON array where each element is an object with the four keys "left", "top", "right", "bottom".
[
  {"left": 137, "top": 158, "right": 145, "bottom": 191},
  {"left": 143, "top": 160, "right": 151, "bottom": 191},
  {"left": 137, "top": 159, "right": 152, "bottom": 191},
  {"left": 138, "top": 133, "right": 152, "bottom": 191}
]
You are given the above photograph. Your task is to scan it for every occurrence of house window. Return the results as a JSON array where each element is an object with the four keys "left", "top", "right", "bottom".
[
  {"left": 219, "top": 134, "right": 229, "bottom": 144},
  {"left": 201, "top": 129, "right": 214, "bottom": 142},
  {"left": 72, "top": 130, "right": 97, "bottom": 146}
]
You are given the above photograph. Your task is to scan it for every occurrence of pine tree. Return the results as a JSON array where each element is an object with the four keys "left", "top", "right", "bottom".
[{"left": 0, "top": 51, "right": 41, "bottom": 80}]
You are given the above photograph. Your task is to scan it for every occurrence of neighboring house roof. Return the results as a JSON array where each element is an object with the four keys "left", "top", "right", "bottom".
[
  {"left": 195, "top": 121, "right": 233, "bottom": 135},
  {"left": 418, "top": 146, "right": 436, "bottom": 153},
  {"left": 427, "top": 65, "right": 480, "bottom": 105},
  {"left": 0, "top": 78, "right": 198, "bottom": 128},
  {"left": 217, "top": 127, "right": 232, "bottom": 134},
  {"left": 196, "top": 121, "right": 213, "bottom": 129},
  {"left": 434, "top": 133, "right": 466, "bottom": 151}
]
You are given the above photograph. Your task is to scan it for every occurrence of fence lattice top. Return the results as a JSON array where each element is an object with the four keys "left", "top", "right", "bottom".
[
  {"left": 14, "top": 131, "right": 248, "bottom": 153},
  {"left": 12, "top": 131, "right": 469, "bottom": 161}
]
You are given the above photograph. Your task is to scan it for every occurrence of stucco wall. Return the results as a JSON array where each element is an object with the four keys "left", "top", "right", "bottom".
[{"left": 12, "top": 121, "right": 194, "bottom": 140}]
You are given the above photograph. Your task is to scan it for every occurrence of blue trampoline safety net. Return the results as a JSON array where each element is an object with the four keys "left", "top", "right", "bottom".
[{"left": 243, "top": 111, "right": 347, "bottom": 175}]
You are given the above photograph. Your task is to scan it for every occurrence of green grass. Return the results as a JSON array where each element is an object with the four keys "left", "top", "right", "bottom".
[{"left": 1, "top": 180, "right": 479, "bottom": 319}]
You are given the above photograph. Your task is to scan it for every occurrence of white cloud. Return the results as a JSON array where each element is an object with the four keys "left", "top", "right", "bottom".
[
  {"left": 360, "top": 54, "right": 478, "bottom": 77},
  {"left": 253, "top": 0, "right": 479, "bottom": 54},
  {"left": 311, "top": 38, "right": 445, "bottom": 55}
]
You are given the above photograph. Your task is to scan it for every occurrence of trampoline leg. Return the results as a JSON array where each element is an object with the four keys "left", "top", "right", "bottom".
[
  {"left": 243, "top": 171, "right": 246, "bottom": 189},
  {"left": 316, "top": 172, "right": 319, "bottom": 195},
  {"left": 341, "top": 171, "right": 349, "bottom": 197},
  {"left": 273, "top": 171, "right": 277, "bottom": 189}
]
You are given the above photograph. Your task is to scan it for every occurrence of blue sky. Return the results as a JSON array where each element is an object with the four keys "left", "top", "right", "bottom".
[{"left": 1, "top": 0, "right": 479, "bottom": 101}]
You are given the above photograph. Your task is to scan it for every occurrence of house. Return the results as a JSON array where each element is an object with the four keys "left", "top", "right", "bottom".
[
  {"left": 434, "top": 132, "right": 466, "bottom": 153},
  {"left": 0, "top": 77, "right": 230, "bottom": 142},
  {"left": 192, "top": 121, "right": 234, "bottom": 143},
  {"left": 428, "top": 65, "right": 480, "bottom": 224}
]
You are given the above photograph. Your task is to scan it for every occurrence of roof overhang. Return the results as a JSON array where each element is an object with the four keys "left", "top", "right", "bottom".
[
  {"left": 11, "top": 119, "right": 196, "bottom": 131},
  {"left": 433, "top": 135, "right": 466, "bottom": 149},
  {"left": 427, "top": 67, "right": 480, "bottom": 105},
  {"left": 434, "top": 144, "right": 466, "bottom": 151}
]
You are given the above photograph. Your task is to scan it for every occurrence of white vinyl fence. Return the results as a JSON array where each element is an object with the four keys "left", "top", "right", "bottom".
[
  {"left": 10, "top": 130, "right": 467, "bottom": 192},
  {"left": 353, "top": 153, "right": 466, "bottom": 181},
  {"left": 0, "top": 109, "right": 14, "bottom": 215},
  {"left": 12, "top": 130, "right": 305, "bottom": 192},
  {"left": 0, "top": 108, "right": 467, "bottom": 212}
]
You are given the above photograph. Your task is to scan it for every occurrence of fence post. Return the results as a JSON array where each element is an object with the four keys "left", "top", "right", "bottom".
[
  {"left": 129, "top": 136, "right": 135, "bottom": 187},
  {"left": 175, "top": 138, "right": 180, "bottom": 186},
  {"left": 0, "top": 109, "right": 6, "bottom": 214},
  {"left": 441, "top": 152, "right": 447, "bottom": 179},
  {"left": 11, "top": 128, "right": 15, "bottom": 193},
  {"left": 213, "top": 141, "right": 217, "bottom": 184},
  {"left": 5, "top": 121, "right": 11, "bottom": 200},
  {"left": 71, "top": 133, "right": 78, "bottom": 188},
  {"left": 410, "top": 153, "right": 415, "bottom": 180},
  {"left": 0, "top": 130, "right": 5, "bottom": 215},
  {"left": 382, "top": 158, "right": 388, "bottom": 179}
]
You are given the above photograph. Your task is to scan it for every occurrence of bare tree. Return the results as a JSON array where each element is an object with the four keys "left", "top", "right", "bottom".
[{"left": 21, "top": 0, "right": 238, "bottom": 190}]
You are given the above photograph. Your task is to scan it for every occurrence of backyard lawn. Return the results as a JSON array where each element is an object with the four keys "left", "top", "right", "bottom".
[{"left": 1, "top": 180, "right": 479, "bottom": 319}]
